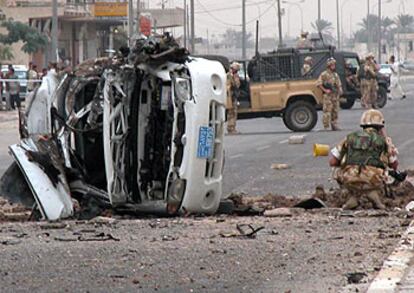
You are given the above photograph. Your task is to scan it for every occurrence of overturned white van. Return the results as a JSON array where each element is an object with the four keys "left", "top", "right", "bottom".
[{"left": 5, "top": 35, "right": 227, "bottom": 220}]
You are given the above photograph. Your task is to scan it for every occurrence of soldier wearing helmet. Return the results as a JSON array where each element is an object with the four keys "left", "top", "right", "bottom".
[
  {"left": 302, "top": 56, "right": 313, "bottom": 76},
  {"left": 345, "top": 61, "right": 358, "bottom": 90},
  {"left": 316, "top": 57, "right": 343, "bottom": 131},
  {"left": 329, "top": 109, "right": 399, "bottom": 210},
  {"left": 296, "top": 31, "right": 312, "bottom": 48},
  {"left": 362, "top": 53, "right": 379, "bottom": 108},
  {"left": 227, "top": 62, "right": 241, "bottom": 134}
]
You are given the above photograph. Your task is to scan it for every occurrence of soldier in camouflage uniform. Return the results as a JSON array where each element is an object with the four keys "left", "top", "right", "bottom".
[
  {"left": 363, "top": 53, "right": 379, "bottom": 108},
  {"left": 357, "top": 59, "right": 368, "bottom": 107},
  {"left": 227, "top": 62, "right": 241, "bottom": 134},
  {"left": 302, "top": 56, "right": 313, "bottom": 76},
  {"left": 316, "top": 58, "right": 343, "bottom": 131},
  {"left": 296, "top": 32, "right": 312, "bottom": 48},
  {"left": 329, "top": 109, "right": 399, "bottom": 210}
]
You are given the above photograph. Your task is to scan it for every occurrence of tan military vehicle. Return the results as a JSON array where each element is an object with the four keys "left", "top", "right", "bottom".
[{"left": 232, "top": 47, "right": 388, "bottom": 132}]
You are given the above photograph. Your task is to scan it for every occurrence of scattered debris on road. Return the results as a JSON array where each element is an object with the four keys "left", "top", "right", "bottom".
[
  {"left": 270, "top": 163, "right": 290, "bottom": 170},
  {"left": 288, "top": 135, "right": 306, "bottom": 144}
]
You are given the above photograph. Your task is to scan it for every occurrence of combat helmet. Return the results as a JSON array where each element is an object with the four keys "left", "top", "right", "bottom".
[
  {"left": 360, "top": 109, "right": 385, "bottom": 127},
  {"left": 230, "top": 62, "right": 241, "bottom": 71},
  {"left": 304, "top": 56, "right": 313, "bottom": 63},
  {"left": 365, "top": 52, "right": 375, "bottom": 60},
  {"left": 327, "top": 57, "right": 336, "bottom": 66}
]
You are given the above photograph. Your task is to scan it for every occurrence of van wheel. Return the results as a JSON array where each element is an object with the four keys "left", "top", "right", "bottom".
[
  {"left": 376, "top": 86, "right": 387, "bottom": 108},
  {"left": 283, "top": 101, "right": 317, "bottom": 132}
]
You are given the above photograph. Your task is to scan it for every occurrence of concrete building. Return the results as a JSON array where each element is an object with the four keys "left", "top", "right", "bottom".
[{"left": 0, "top": 0, "right": 184, "bottom": 68}]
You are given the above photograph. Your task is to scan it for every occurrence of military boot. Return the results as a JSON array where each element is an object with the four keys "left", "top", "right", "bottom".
[
  {"left": 342, "top": 196, "right": 359, "bottom": 210},
  {"left": 366, "top": 190, "right": 386, "bottom": 210}
]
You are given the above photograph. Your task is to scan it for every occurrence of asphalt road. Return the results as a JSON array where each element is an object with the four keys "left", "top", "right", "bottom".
[
  {"left": 0, "top": 80, "right": 413, "bottom": 199},
  {"left": 223, "top": 78, "right": 414, "bottom": 198}
]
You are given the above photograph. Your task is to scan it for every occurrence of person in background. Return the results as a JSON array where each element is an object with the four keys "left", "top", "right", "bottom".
[
  {"left": 0, "top": 63, "right": 3, "bottom": 110},
  {"left": 296, "top": 31, "right": 312, "bottom": 48},
  {"left": 5, "top": 67, "right": 20, "bottom": 110},
  {"left": 41, "top": 68, "right": 48, "bottom": 79},
  {"left": 316, "top": 58, "right": 343, "bottom": 131},
  {"left": 363, "top": 53, "right": 378, "bottom": 108},
  {"left": 302, "top": 56, "right": 313, "bottom": 76},
  {"left": 27, "top": 63, "right": 39, "bottom": 92},
  {"left": 389, "top": 55, "right": 406, "bottom": 100},
  {"left": 227, "top": 62, "right": 241, "bottom": 135}
]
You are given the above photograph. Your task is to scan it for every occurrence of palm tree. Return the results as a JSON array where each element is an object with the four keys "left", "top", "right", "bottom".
[
  {"left": 311, "top": 19, "right": 334, "bottom": 35},
  {"left": 381, "top": 17, "right": 395, "bottom": 46},
  {"left": 311, "top": 19, "right": 334, "bottom": 44},
  {"left": 396, "top": 14, "right": 414, "bottom": 33}
]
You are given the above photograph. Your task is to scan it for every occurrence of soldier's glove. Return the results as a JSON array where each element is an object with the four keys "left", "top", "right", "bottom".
[{"left": 389, "top": 170, "right": 407, "bottom": 183}]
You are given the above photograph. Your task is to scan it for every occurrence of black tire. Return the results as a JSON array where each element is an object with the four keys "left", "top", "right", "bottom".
[
  {"left": 340, "top": 96, "right": 356, "bottom": 109},
  {"left": 283, "top": 100, "right": 318, "bottom": 132},
  {"left": 216, "top": 199, "right": 235, "bottom": 214},
  {"left": 377, "top": 86, "right": 388, "bottom": 109}
]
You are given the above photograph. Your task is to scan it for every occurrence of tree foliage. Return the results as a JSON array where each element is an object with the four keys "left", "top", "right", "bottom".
[
  {"left": 0, "top": 45, "right": 13, "bottom": 61},
  {"left": 396, "top": 14, "right": 414, "bottom": 33},
  {"left": 220, "top": 29, "right": 254, "bottom": 49},
  {"left": 311, "top": 19, "right": 333, "bottom": 35},
  {"left": 311, "top": 19, "right": 335, "bottom": 45},
  {"left": 354, "top": 13, "right": 414, "bottom": 45},
  {"left": 0, "top": 19, "right": 48, "bottom": 53}
]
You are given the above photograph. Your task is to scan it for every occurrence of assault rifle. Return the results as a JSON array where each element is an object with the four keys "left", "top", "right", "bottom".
[
  {"left": 322, "top": 82, "right": 338, "bottom": 94},
  {"left": 389, "top": 170, "right": 407, "bottom": 183}
]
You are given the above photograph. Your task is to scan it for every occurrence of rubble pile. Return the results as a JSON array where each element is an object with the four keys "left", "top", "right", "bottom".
[
  {"left": 227, "top": 175, "right": 414, "bottom": 213},
  {"left": 0, "top": 197, "right": 31, "bottom": 222}
]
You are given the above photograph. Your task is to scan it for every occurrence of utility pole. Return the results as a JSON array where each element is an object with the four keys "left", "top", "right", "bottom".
[
  {"left": 51, "top": 0, "right": 58, "bottom": 62},
  {"left": 336, "top": 0, "right": 340, "bottom": 49},
  {"left": 318, "top": 0, "right": 321, "bottom": 20},
  {"left": 277, "top": 0, "right": 283, "bottom": 47},
  {"left": 137, "top": 0, "right": 141, "bottom": 34},
  {"left": 242, "top": 0, "right": 246, "bottom": 59},
  {"left": 378, "top": 0, "right": 382, "bottom": 63},
  {"left": 367, "top": 0, "right": 370, "bottom": 52},
  {"left": 128, "top": 0, "right": 134, "bottom": 45},
  {"left": 183, "top": 0, "right": 187, "bottom": 48},
  {"left": 190, "top": 0, "right": 195, "bottom": 53}
]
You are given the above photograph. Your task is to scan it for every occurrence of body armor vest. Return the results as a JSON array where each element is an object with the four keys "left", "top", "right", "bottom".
[{"left": 345, "top": 130, "right": 386, "bottom": 169}]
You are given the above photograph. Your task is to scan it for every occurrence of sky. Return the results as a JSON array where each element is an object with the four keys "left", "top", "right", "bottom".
[{"left": 149, "top": 0, "right": 414, "bottom": 41}]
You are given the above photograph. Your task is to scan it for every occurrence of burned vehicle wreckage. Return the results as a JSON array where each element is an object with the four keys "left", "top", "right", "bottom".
[{"left": 1, "top": 35, "right": 226, "bottom": 220}]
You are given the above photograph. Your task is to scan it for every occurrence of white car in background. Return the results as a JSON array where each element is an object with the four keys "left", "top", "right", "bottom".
[
  {"left": 1, "top": 65, "right": 28, "bottom": 100},
  {"left": 379, "top": 64, "right": 392, "bottom": 79}
]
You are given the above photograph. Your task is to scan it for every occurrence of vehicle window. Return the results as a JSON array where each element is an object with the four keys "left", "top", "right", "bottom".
[
  {"left": 344, "top": 57, "right": 359, "bottom": 70},
  {"left": 15, "top": 71, "right": 27, "bottom": 79}
]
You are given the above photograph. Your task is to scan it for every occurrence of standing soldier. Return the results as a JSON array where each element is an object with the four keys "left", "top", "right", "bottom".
[
  {"left": 329, "top": 109, "right": 399, "bottom": 210},
  {"left": 227, "top": 62, "right": 241, "bottom": 134},
  {"left": 363, "top": 53, "right": 378, "bottom": 108},
  {"left": 357, "top": 58, "right": 368, "bottom": 107},
  {"left": 302, "top": 56, "right": 313, "bottom": 76},
  {"left": 316, "top": 57, "right": 343, "bottom": 131}
]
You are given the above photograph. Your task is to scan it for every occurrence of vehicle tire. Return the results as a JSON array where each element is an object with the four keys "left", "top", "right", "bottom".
[
  {"left": 340, "top": 96, "right": 356, "bottom": 109},
  {"left": 216, "top": 199, "right": 235, "bottom": 214},
  {"left": 283, "top": 100, "right": 318, "bottom": 132},
  {"left": 377, "top": 86, "right": 387, "bottom": 109}
]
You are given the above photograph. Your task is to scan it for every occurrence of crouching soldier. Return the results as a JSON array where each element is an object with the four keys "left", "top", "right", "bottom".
[{"left": 329, "top": 109, "right": 399, "bottom": 209}]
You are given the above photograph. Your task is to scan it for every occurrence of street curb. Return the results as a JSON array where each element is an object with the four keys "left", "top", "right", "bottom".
[{"left": 366, "top": 221, "right": 414, "bottom": 293}]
